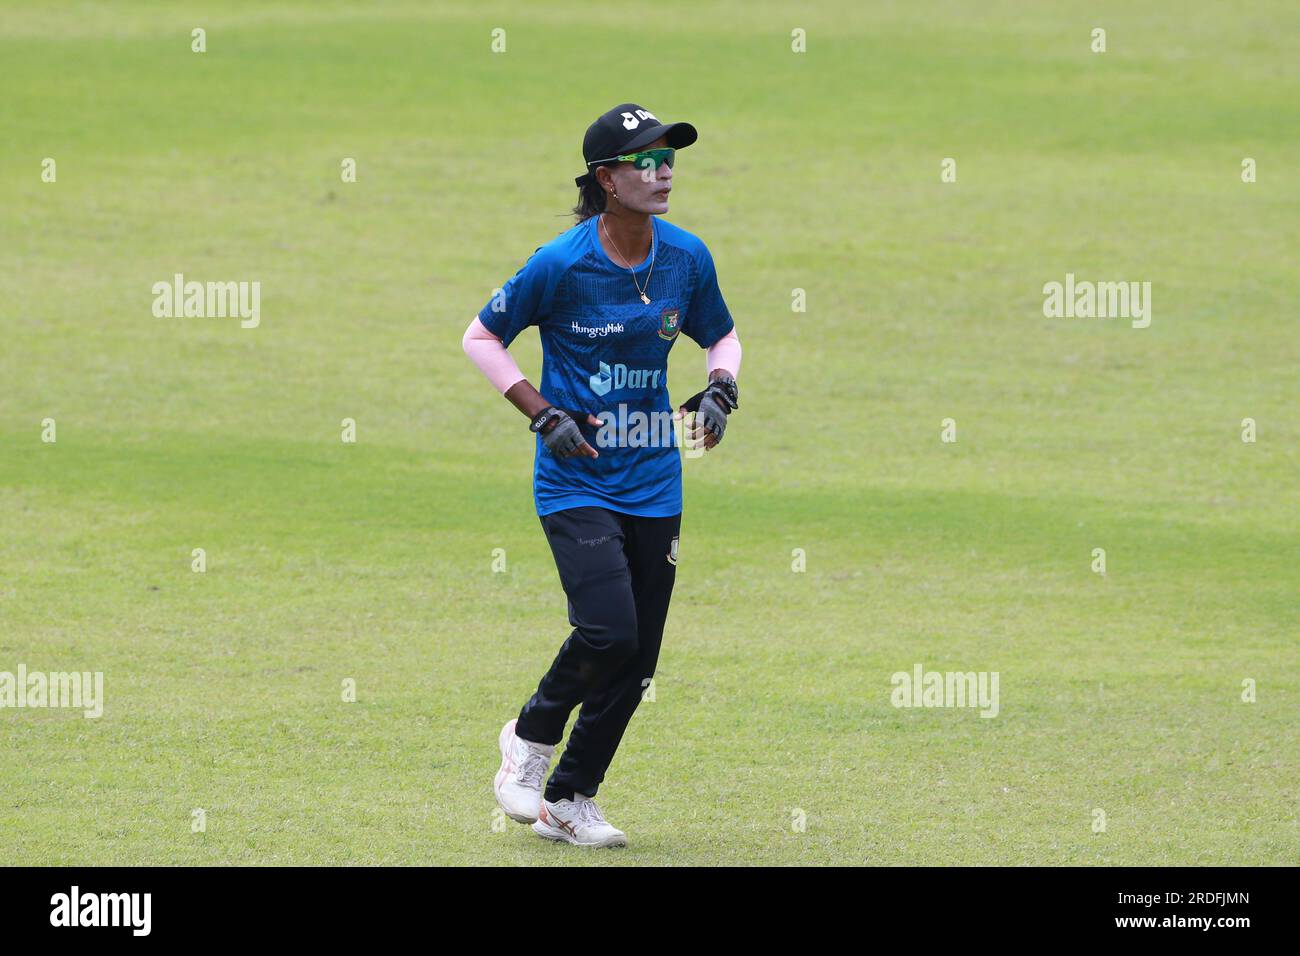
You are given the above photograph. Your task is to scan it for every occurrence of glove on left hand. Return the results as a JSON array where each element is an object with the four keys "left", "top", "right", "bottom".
[{"left": 678, "top": 375, "right": 737, "bottom": 447}]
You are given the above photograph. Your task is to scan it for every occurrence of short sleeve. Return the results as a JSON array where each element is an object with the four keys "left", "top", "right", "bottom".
[
  {"left": 681, "top": 244, "right": 734, "bottom": 349},
  {"left": 477, "top": 247, "right": 559, "bottom": 347}
]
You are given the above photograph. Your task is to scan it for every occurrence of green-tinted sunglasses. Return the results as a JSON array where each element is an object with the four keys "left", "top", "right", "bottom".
[{"left": 591, "top": 147, "right": 676, "bottom": 171}]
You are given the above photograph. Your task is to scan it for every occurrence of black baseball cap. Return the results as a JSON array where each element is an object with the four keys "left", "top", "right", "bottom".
[{"left": 574, "top": 103, "right": 698, "bottom": 187}]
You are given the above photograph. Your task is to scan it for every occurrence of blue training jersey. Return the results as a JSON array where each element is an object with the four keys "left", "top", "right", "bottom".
[{"left": 478, "top": 215, "right": 734, "bottom": 517}]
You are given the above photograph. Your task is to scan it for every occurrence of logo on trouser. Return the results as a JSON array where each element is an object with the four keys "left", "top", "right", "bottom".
[{"left": 667, "top": 535, "right": 679, "bottom": 565}]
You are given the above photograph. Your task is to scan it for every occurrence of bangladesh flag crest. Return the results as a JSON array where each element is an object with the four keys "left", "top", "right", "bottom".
[{"left": 658, "top": 307, "right": 681, "bottom": 341}]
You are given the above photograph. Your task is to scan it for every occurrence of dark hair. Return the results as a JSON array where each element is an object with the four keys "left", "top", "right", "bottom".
[{"left": 571, "top": 178, "right": 607, "bottom": 222}]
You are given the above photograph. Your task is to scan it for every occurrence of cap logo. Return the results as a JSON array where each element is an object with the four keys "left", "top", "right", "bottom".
[{"left": 621, "top": 108, "right": 658, "bottom": 130}]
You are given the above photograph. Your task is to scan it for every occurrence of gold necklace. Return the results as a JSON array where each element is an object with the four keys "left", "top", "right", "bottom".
[{"left": 600, "top": 214, "right": 655, "bottom": 304}]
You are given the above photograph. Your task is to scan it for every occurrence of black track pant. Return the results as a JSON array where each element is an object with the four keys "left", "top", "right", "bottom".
[{"left": 514, "top": 506, "right": 680, "bottom": 801}]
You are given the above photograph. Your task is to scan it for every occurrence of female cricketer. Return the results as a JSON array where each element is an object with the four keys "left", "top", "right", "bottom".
[{"left": 463, "top": 103, "right": 741, "bottom": 847}]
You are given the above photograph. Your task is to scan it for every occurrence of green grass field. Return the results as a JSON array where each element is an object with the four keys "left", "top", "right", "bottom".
[{"left": 2, "top": 1, "right": 1296, "bottom": 865}]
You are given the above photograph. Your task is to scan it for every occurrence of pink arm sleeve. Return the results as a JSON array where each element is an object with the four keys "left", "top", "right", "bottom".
[
  {"left": 706, "top": 327, "right": 742, "bottom": 378},
  {"left": 462, "top": 317, "right": 526, "bottom": 394}
]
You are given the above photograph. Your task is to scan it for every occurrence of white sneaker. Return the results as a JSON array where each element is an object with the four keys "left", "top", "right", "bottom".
[
  {"left": 494, "top": 718, "right": 554, "bottom": 824},
  {"left": 532, "top": 794, "right": 628, "bottom": 848}
]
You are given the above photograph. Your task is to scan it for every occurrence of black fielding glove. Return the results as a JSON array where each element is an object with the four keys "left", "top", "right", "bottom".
[
  {"left": 529, "top": 406, "right": 597, "bottom": 459},
  {"left": 679, "top": 375, "right": 737, "bottom": 446}
]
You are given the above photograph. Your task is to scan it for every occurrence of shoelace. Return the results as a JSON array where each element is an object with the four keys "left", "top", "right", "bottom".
[
  {"left": 576, "top": 798, "right": 606, "bottom": 826},
  {"left": 516, "top": 750, "right": 549, "bottom": 789}
]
